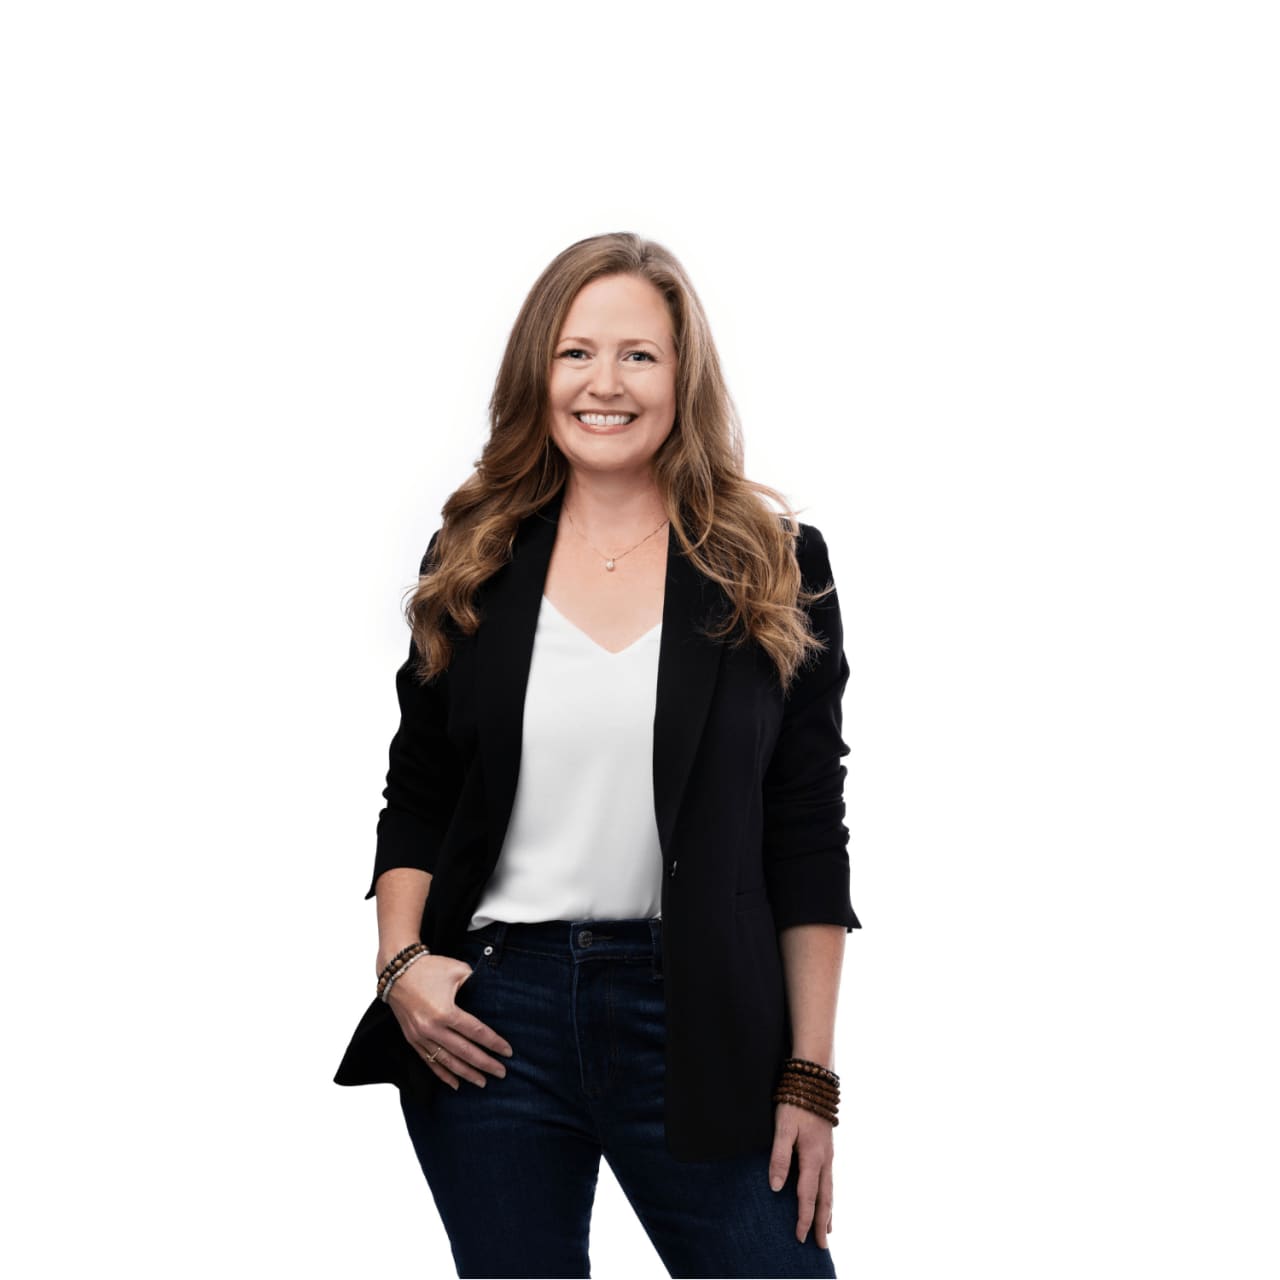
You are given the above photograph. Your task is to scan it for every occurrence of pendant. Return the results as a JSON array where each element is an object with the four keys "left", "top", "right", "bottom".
[{"left": 605, "top": 559, "right": 616, "bottom": 571}]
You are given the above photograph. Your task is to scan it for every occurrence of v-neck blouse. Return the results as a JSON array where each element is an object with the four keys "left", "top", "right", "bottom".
[{"left": 466, "top": 594, "right": 665, "bottom": 931}]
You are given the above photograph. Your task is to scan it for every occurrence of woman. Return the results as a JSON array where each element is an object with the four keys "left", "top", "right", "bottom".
[{"left": 334, "top": 232, "right": 861, "bottom": 1278}]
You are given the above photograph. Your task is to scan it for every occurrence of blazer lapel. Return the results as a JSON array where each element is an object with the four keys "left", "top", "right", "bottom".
[{"left": 475, "top": 487, "right": 725, "bottom": 870}]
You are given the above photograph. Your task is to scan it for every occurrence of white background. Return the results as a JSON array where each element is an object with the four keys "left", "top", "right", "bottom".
[{"left": 2, "top": 2, "right": 1276, "bottom": 1277}]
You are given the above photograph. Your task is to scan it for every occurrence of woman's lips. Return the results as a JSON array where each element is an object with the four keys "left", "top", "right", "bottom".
[{"left": 573, "top": 412, "right": 639, "bottom": 435}]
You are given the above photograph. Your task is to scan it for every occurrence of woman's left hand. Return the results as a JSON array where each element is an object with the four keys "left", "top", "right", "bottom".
[{"left": 768, "top": 1102, "right": 834, "bottom": 1249}]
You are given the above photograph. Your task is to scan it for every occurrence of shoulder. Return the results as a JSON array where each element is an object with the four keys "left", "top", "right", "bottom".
[
  {"left": 779, "top": 517, "right": 832, "bottom": 582},
  {"left": 418, "top": 527, "right": 444, "bottom": 576},
  {"left": 794, "top": 520, "right": 827, "bottom": 558}
]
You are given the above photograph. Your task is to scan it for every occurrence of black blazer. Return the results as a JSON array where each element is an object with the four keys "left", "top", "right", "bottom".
[{"left": 333, "top": 486, "right": 861, "bottom": 1161}]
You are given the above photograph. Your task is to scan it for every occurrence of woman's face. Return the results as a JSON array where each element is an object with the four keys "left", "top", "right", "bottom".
[{"left": 546, "top": 273, "right": 678, "bottom": 478}]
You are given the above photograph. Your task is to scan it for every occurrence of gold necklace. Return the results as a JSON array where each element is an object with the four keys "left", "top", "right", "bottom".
[{"left": 563, "top": 505, "right": 669, "bottom": 572}]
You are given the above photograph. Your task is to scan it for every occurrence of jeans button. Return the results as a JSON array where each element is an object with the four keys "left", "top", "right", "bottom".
[
  {"left": 578, "top": 930, "right": 593, "bottom": 947},
  {"left": 483, "top": 945, "right": 494, "bottom": 956}
]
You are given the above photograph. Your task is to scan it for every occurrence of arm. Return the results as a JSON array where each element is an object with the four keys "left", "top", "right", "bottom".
[
  {"left": 364, "top": 531, "right": 463, "bottom": 901},
  {"left": 374, "top": 867, "right": 433, "bottom": 976},
  {"left": 761, "top": 523, "right": 861, "bottom": 937},
  {"left": 762, "top": 524, "right": 859, "bottom": 1245},
  {"left": 364, "top": 632, "right": 461, "bottom": 900},
  {"left": 365, "top": 533, "right": 465, "bottom": 976},
  {"left": 778, "top": 924, "right": 846, "bottom": 1070}
]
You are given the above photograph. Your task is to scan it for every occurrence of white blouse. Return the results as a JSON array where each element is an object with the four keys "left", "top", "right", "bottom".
[{"left": 466, "top": 594, "right": 665, "bottom": 931}]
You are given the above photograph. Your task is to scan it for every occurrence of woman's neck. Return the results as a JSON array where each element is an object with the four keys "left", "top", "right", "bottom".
[{"left": 560, "top": 472, "right": 668, "bottom": 544}]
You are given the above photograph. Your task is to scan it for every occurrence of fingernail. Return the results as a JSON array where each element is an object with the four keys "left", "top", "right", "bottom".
[{"left": 770, "top": 1176, "right": 782, "bottom": 1191}]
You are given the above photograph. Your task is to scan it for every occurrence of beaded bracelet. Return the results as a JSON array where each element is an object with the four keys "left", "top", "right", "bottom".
[
  {"left": 772, "top": 1056, "right": 841, "bottom": 1127},
  {"left": 377, "top": 940, "right": 427, "bottom": 983},
  {"left": 379, "top": 940, "right": 427, "bottom": 977},
  {"left": 379, "top": 949, "right": 431, "bottom": 1002},
  {"left": 377, "top": 941, "right": 428, "bottom": 986},
  {"left": 377, "top": 941, "right": 430, "bottom": 1001}
]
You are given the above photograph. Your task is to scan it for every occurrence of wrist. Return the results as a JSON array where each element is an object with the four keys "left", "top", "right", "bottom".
[
  {"left": 789, "top": 1044, "right": 835, "bottom": 1071},
  {"left": 376, "top": 938, "right": 427, "bottom": 976}
]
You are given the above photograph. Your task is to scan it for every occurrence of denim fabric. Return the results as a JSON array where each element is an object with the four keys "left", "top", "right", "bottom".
[{"left": 398, "top": 917, "right": 839, "bottom": 1279}]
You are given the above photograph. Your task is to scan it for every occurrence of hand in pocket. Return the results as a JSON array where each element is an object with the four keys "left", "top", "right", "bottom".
[{"left": 386, "top": 954, "right": 514, "bottom": 1090}]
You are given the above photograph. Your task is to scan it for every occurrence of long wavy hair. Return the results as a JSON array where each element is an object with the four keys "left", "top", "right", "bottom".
[{"left": 404, "top": 231, "right": 834, "bottom": 696}]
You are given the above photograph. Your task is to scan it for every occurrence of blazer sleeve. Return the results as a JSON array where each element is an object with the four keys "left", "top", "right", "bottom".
[
  {"left": 364, "top": 531, "right": 465, "bottom": 899},
  {"left": 761, "top": 523, "right": 862, "bottom": 933}
]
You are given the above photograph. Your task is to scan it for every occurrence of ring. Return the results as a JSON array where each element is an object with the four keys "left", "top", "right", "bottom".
[{"left": 427, "top": 1045, "right": 444, "bottom": 1063}]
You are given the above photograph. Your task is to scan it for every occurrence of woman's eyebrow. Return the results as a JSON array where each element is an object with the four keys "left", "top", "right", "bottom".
[{"left": 557, "top": 335, "right": 665, "bottom": 351}]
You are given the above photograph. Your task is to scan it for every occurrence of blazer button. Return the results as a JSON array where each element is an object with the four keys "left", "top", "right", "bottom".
[{"left": 669, "top": 860, "right": 678, "bottom": 877}]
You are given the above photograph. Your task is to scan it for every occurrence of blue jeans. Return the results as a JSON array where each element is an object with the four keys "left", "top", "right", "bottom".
[{"left": 398, "top": 917, "right": 839, "bottom": 1279}]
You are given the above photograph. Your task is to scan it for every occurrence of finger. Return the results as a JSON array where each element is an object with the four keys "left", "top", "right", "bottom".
[
  {"left": 391, "top": 1001, "right": 468, "bottom": 1090},
  {"left": 410, "top": 1024, "right": 496, "bottom": 1089},
  {"left": 434, "top": 1015, "right": 511, "bottom": 1085},
  {"left": 794, "top": 1154, "right": 820, "bottom": 1244},
  {"left": 815, "top": 1160, "right": 834, "bottom": 1250},
  {"left": 451, "top": 1008, "right": 516, "bottom": 1066},
  {"left": 408, "top": 1036, "right": 463, "bottom": 1090}
]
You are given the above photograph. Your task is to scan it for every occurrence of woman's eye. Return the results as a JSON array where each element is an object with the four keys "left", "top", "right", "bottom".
[{"left": 557, "top": 349, "right": 655, "bottom": 362}]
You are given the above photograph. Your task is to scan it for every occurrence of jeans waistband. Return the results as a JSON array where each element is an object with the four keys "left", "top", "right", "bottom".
[{"left": 462, "top": 917, "right": 662, "bottom": 964}]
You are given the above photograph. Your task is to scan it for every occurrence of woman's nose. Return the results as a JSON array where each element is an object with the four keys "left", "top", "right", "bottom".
[{"left": 587, "top": 357, "right": 624, "bottom": 397}]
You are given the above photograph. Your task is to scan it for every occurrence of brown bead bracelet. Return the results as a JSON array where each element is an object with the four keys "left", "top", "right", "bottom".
[
  {"left": 377, "top": 941, "right": 430, "bottom": 1002},
  {"left": 772, "top": 1056, "right": 841, "bottom": 1127}
]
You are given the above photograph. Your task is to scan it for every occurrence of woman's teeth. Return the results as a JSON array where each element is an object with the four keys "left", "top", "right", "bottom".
[{"left": 575, "top": 413, "right": 635, "bottom": 426}]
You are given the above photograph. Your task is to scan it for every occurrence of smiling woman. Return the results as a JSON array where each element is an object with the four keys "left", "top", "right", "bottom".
[
  {"left": 549, "top": 273, "right": 679, "bottom": 452},
  {"left": 333, "top": 231, "right": 857, "bottom": 1278}
]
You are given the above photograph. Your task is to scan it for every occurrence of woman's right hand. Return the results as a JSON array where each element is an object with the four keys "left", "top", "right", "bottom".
[{"left": 383, "top": 953, "right": 514, "bottom": 1090}]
